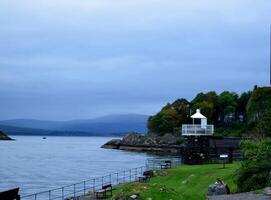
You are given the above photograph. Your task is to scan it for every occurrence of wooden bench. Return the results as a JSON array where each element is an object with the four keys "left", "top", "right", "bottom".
[
  {"left": 160, "top": 160, "right": 172, "bottom": 169},
  {"left": 95, "top": 184, "right": 112, "bottom": 199},
  {"left": 0, "top": 188, "right": 20, "bottom": 200},
  {"left": 138, "top": 170, "right": 154, "bottom": 183},
  {"left": 138, "top": 176, "right": 149, "bottom": 183},
  {"left": 143, "top": 170, "right": 154, "bottom": 178}
]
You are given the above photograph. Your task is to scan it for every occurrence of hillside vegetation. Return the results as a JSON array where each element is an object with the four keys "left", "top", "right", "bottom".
[{"left": 148, "top": 86, "right": 271, "bottom": 138}]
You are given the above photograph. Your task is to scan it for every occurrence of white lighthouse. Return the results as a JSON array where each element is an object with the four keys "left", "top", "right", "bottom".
[{"left": 182, "top": 109, "right": 214, "bottom": 136}]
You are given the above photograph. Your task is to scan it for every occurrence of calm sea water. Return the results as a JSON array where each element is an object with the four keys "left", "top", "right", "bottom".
[{"left": 0, "top": 136, "right": 174, "bottom": 196}]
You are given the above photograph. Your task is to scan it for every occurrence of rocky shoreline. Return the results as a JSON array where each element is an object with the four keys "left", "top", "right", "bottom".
[
  {"left": 0, "top": 130, "right": 14, "bottom": 140},
  {"left": 101, "top": 132, "right": 185, "bottom": 154},
  {"left": 102, "top": 132, "right": 243, "bottom": 164}
]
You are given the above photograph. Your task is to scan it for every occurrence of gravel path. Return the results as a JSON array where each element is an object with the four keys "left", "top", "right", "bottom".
[{"left": 208, "top": 192, "right": 271, "bottom": 200}]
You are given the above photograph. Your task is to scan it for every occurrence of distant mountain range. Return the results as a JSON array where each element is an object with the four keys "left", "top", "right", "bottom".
[{"left": 0, "top": 114, "right": 149, "bottom": 136}]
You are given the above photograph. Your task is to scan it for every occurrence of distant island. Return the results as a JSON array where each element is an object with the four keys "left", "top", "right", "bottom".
[{"left": 0, "top": 130, "right": 13, "bottom": 140}]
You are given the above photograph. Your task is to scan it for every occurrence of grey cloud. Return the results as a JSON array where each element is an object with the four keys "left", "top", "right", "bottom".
[{"left": 0, "top": 0, "right": 270, "bottom": 120}]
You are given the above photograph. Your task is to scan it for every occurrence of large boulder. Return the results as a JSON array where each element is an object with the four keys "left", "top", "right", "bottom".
[{"left": 207, "top": 184, "right": 228, "bottom": 196}]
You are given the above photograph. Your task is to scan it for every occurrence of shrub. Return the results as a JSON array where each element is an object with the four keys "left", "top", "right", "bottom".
[
  {"left": 235, "top": 138, "right": 271, "bottom": 192},
  {"left": 176, "top": 137, "right": 185, "bottom": 145}
]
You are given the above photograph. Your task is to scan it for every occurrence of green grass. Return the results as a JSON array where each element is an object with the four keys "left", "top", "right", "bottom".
[{"left": 112, "top": 163, "right": 240, "bottom": 200}]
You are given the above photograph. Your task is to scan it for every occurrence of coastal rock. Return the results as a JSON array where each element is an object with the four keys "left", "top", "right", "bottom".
[
  {"left": 122, "top": 132, "right": 145, "bottom": 145},
  {"left": 159, "top": 133, "right": 178, "bottom": 145},
  {"left": 101, "top": 139, "right": 121, "bottom": 149},
  {"left": 142, "top": 137, "right": 157, "bottom": 145},
  {"left": 0, "top": 130, "right": 13, "bottom": 140},
  {"left": 101, "top": 132, "right": 184, "bottom": 154}
]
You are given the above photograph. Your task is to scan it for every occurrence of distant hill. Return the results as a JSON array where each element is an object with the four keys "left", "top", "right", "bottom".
[
  {"left": 0, "top": 124, "right": 124, "bottom": 136},
  {"left": 0, "top": 114, "right": 149, "bottom": 136}
]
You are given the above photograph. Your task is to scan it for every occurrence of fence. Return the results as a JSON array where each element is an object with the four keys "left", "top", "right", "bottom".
[{"left": 21, "top": 158, "right": 181, "bottom": 200}]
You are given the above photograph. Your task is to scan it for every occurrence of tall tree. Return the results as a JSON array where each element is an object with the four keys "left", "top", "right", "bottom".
[
  {"left": 218, "top": 91, "right": 238, "bottom": 122},
  {"left": 246, "top": 87, "right": 271, "bottom": 137},
  {"left": 191, "top": 91, "right": 219, "bottom": 123},
  {"left": 236, "top": 91, "right": 252, "bottom": 121},
  {"left": 148, "top": 98, "right": 189, "bottom": 135}
]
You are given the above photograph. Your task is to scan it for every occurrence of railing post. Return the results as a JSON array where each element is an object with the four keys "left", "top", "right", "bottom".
[
  {"left": 102, "top": 176, "right": 104, "bottom": 186},
  {"left": 123, "top": 171, "right": 125, "bottom": 183},
  {"left": 194, "top": 125, "right": 196, "bottom": 134},
  {"left": 130, "top": 169, "right": 132, "bottom": 182},
  {"left": 117, "top": 172, "right": 119, "bottom": 184},
  {"left": 35, "top": 194, "right": 37, "bottom": 200},
  {"left": 109, "top": 174, "right": 112, "bottom": 184}
]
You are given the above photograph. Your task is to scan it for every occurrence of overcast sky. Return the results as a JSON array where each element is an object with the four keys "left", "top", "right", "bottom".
[{"left": 0, "top": 0, "right": 270, "bottom": 120}]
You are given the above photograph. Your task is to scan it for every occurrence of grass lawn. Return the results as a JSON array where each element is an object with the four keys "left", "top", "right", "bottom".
[{"left": 112, "top": 163, "right": 240, "bottom": 200}]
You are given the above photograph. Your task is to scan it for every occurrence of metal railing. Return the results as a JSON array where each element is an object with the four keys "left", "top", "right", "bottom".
[
  {"left": 21, "top": 158, "right": 181, "bottom": 200},
  {"left": 182, "top": 124, "right": 214, "bottom": 136}
]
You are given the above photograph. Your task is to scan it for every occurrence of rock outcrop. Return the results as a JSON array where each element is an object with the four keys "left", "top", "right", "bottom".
[
  {"left": 102, "top": 132, "right": 184, "bottom": 154},
  {"left": 0, "top": 130, "right": 13, "bottom": 140}
]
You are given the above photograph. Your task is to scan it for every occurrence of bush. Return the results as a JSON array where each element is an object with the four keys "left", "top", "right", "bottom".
[
  {"left": 235, "top": 138, "right": 271, "bottom": 192},
  {"left": 176, "top": 137, "right": 185, "bottom": 145}
]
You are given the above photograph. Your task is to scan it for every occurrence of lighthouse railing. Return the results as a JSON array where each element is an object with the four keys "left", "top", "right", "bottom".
[{"left": 181, "top": 124, "right": 214, "bottom": 136}]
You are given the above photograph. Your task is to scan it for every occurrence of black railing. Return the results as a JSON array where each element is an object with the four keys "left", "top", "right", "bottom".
[{"left": 21, "top": 158, "right": 181, "bottom": 200}]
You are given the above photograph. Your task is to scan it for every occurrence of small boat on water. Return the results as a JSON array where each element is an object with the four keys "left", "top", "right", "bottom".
[{"left": 42, "top": 137, "right": 47, "bottom": 139}]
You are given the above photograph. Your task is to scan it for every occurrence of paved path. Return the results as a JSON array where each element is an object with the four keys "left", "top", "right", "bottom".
[{"left": 208, "top": 192, "right": 271, "bottom": 200}]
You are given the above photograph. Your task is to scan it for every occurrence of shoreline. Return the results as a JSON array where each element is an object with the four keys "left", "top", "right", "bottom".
[{"left": 102, "top": 143, "right": 183, "bottom": 154}]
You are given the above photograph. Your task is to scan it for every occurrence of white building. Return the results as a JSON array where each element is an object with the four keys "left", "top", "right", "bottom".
[{"left": 182, "top": 109, "right": 214, "bottom": 136}]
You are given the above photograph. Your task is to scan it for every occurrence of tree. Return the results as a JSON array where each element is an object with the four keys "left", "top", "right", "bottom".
[
  {"left": 236, "top": 91, "right": 251, "bottom": 122},
  {"left": 246, "top": 87, "right": 271, "bottom": 123},
  {"left": 148, "top": 98, "right": 190, "bottom": 135},
  {"left": 147, "top": 112, "right": 176, "bottom": 136},
  {"left": 246, "top": 87, "right": 271, "bottom": 138},
  {"left": 191, "top": 91, "right": 219, "bottom": 123},
  {"left": 218, "top": 91, "right": 238, "bottom": 122}
]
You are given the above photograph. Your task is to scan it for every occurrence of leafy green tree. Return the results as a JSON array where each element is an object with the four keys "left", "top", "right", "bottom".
[
  {"left": 148, "top": 112, "right": 175, "bottom": 136},
  {"left": 169, "top": 98, "right": 190, "bottom": 124},
  {"left": 218, "top": 91, "right": 238, "bottom": 122},
  {"left": 247, "top": 87, "right": 271, "bottom": 123},
  {"left": 191, "top": 91, "right": 219, "bottom": 123},
  {"left": 246, "top": 87, "right": 271, "bottom": 138},
  {"left": 236, "top": 91, "right": 251, "bottom": 121},
  {"left": 148, "top": 98, "right": 190, "bottom": 135}
]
